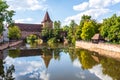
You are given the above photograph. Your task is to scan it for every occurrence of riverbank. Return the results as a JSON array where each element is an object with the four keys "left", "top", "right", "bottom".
[
  {"left": 76, "top": 41, "right": 120, "bottom": 60},
  {"left": 0, "top": 40, "right": 23, "bottom": 51}
]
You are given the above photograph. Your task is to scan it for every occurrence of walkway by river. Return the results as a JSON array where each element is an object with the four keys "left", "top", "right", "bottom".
[{"left": 0, "top": 40, "right": 23, "bottom": 51}]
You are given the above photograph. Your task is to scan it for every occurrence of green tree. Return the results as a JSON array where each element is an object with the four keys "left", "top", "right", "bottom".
[
  {"left": 76, "top": 15, "right": 91, "bottom": 40},
  {"left": 67, "top": 20, "right": 77, "bottom": 44},
  {"left": 100, "top": 14, "right": 120, "bottom": 43},
  {"left": 0, "top": 0, "right": 14, "bottom": 35},
  {"left": 8, "top": 26, "right": 21, "bottom": 40},
  {"left": 81, "top": 20, "right": 97, "bottom": 41},
  {"left": 54, "top": 20, "right": 61, "bottom": 29},
  {"left": 26, "top": 34, "right": 38, "bottom": 44},
  {"left": 41, "top": 27, "right": 53, "bottom": 42},
  {"left": 62, "top": 25, "right": 69, "bottom": 32},
  {"left": 108, "top": 23, "right": 120, "bottom": 42}
]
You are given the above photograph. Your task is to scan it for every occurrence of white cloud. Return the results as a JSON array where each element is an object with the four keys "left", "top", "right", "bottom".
[
  {"left": 6, "top": 0, "right": 47, "bottom": 11},
  {"left": 64, "top": 8, "right": 110, "bottom": 25},
  {"left": 89, "top": 0, "right": 111, "bottom": 8},
  {"left": 73, "top": 0, "right": 120, "bottom": 12},
  {"left": 73, "top": 59, "right": 82, "bottom": 68},
  {"left": 64, "top": 0, "right": 120, "bottom": 25},
  {"left": 15, "top": 18, "right": 33, "bottom": 23},
  {"left": 73, "top": 2, "right": 89, "bottom": 11},
  {"left": 4, "top": 56, "right": 49, "bottom": 80},
  {"left": 89, "top": 64, "right": 112, "bottom": 80}
]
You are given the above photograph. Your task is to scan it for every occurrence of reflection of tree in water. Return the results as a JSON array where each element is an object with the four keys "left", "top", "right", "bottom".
[
  {"left": 0, "top": 59, "right": 4, "bottom": 78},
  {"left": 100, "top": 57, "right": 120, "bottom": 80},
  {"left": 54, "top": 48, "right": 61, "bottom": 60},
  {"left": 8, "top": 49, "right": 20, "bottom": 58},
  {"left": 0, "top": 59, "right": 15, "bottom": 80},
  {"left": 68, "top": 48, "right": 77, "bottom": 62},
  {"left": 0, "top": 51, "right": 15, "bottom": 80},
  {"left": 4, "top": 64, "right": 15, "bottom": 80},
  {"left": 77, "top": 49, "right": 98, "bottom": 69}
]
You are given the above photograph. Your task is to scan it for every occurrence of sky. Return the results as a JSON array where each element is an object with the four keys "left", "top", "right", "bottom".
[{"left": 5, "top": 0, "right": 120, "bottom": 26}]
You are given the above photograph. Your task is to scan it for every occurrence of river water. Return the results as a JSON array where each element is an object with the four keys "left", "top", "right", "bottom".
[{"left": 0, "top": 44, "right": 120, "bottom": 80}]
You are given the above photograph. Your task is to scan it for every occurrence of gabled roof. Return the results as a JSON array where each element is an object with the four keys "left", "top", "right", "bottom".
[
  {"left": 92, "top": 33, "right": 104, "bottom": 40},
  {"left": 42, "top": 11, "right": 52, "bottom": 23},
  {"left": 15, "top": 23, "right": 43, "bottom": 32}
]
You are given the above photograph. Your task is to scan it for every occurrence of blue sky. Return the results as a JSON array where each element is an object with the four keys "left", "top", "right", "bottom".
[{"left": 5, "top": 0, "right": 120, "bottom": 26}]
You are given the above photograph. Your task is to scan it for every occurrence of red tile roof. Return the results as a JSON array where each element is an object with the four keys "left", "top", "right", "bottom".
[
  {"left": 15, "top": 23, "right": 43, "bottom": 32},
  {"left": 41, "top": 11, "right": 52, "bottom": 23}
]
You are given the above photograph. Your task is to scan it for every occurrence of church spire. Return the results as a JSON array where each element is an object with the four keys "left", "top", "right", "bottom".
[{"left": 42, "top": 11, "right": 52, "bottom": 23}]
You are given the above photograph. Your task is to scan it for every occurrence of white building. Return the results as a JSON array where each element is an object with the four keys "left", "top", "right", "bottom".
[{"left": 3, "top": 24, "right": 9, "bottom": 42}]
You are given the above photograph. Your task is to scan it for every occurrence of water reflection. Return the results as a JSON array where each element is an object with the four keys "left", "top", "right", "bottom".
[
  {"left": 1, "top": 48, "right": 120, "bottom": 80},
  {"left": 0, "top": 52, "right": 15, "bottom": 80}
]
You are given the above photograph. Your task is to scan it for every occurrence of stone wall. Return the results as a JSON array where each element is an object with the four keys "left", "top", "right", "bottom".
[
  {"left": 76, "top": 41, "right": 120, "bottom": 52},
  {"left": 76, "top": 41, "right": 120, "bottom": 60}
]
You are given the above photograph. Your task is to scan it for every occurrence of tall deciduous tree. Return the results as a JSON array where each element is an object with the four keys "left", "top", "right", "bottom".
[
  {"left": 67, "top": 20, "right": 77, "bottom": 44},
  {"left": 100, "top": 14, "right": 120, "bottom": 42},
  {"left": 76, "top": 15, "right": 91, "bottom": 40},
  {"left": 0, "top": 0, "right": 14, "bottom": 35},
  {"left": 81, "top": 20, "right": 97, "bottom": 41},
  {"left": 53, "top": 20, "right": 61, "bottom": 40}
]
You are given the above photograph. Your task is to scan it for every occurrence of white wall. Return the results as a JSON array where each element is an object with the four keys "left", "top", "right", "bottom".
[{"left": 3, "top": 24, "right": 9, "bottom": 42}]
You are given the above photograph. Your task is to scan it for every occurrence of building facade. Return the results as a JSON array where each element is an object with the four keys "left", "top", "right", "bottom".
[{"left": 15, "top": 11, "right": 53, "bottom": 39}]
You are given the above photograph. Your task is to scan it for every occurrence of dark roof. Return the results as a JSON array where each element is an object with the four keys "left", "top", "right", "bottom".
[
  {"left": 92, "top": 33, "right": 104, "bottom": 40},
  {"left": 21, "top": 31, "right": 41, "bottom": 39},
  {"left": 15, "top": 23, "right": 43, "bottom": 32},
  {"left": 41, "top": 11, "right": 52, "bottom": 23}
]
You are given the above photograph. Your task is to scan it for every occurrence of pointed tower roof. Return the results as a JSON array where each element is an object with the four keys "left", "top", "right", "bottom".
[
  {"left": 42, "top": 11, "right": 52, "bottom": 23},
  {"left": 42, "top": 56, "right": 52, "bottom": 68}
]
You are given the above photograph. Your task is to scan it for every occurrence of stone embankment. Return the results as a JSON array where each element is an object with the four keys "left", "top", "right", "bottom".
[
  {"left": 76, "top": 41, "right": 120, "bottom": 60},
  {"left": 0, "top": 40, "right": 23, "bottom": 51}
]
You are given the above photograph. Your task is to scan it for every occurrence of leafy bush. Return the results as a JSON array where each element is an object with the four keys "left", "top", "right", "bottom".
[
  {"left": 26, "top": 34, "right": 38, "bottom": 44},
  {"left": 8, "top": 26, "right": 21, "bottom": 40},
  {"left": 47, "top": 38, "right": 57, "bottom": 44}
]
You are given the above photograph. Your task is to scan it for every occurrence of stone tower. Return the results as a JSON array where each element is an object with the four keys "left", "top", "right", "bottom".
[{"left": 41, "top": 11, "right": 53, "bottom": 29}]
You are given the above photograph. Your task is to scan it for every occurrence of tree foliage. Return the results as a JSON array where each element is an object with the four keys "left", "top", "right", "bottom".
[
  {"left": 76, "top": 15, "right": 91, "bottom": 40},
  {"left": 100, "top": 14, "right": 120, "bottom": 43},
  {"left": 8, "top": 26, "right": 21, "bottom": 40},
  {"left": 41, "top": 27, "right": 53, "bottom": 42},
  {"left": 0, "top": 0, "right": 14, "bottom": 35},
  {"left": 67, "top": 20, "right": 77, "bottom": 44},
  {"left": 26, "top": 34, "right": 38, "bottom": 43},
  {"left": 54, "top": 20, "right": 61, "bottom": 29},
  {"left": 81, "top": 20, "right": 97, "bottom": 41}
]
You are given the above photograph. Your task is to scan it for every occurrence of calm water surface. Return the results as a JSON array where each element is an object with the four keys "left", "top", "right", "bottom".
[{"left": 0, "top": 44, "right": 120, "bottom": 80}]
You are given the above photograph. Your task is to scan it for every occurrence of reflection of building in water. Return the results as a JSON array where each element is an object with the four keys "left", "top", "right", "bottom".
[
  {"left": 91, "top": 55, "right": 100, "bottom": 63},
  {"left": 19, "top": 49, "right": 42, "bottom": 57},
  {"left": 8, "top": 49, "right": 43, "bottom": 58},
  {"left": 41, "top": 49, "right": 53, "bottom": 68}
]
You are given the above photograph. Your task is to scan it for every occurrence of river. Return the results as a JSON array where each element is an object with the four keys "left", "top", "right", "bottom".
[{"left": 0, "top": 43, "right": 120, "bottom": 80}]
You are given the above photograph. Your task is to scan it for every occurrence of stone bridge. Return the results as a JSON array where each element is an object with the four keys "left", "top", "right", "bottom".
[
  {"left": 15, "top": 23, "right": 43, "bottom": 39},
  {"left": 21, "top": 31, "right": 41, "bottom": 39}
]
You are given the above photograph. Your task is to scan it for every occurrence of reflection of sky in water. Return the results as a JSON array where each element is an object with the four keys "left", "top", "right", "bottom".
[
  {"left": 3, "top": 52, "right": 112, "bottom": 80},
  {"left": 4, "top": 56, "right": 49, "bottom": 80}
]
